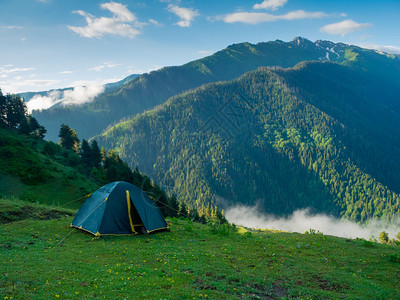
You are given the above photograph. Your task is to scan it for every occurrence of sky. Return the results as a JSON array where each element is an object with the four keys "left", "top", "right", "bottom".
[{"left": 0, "top": 0, "right": 399, "bottom": 94}]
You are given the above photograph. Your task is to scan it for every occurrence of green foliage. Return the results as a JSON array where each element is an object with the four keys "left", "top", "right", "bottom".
[
  {"left": 387, "top": 253, "right": 400, "bottom": 263},
  {"left": 379, "top": 231, "right": 389, "bottom": 244},
  {"left": 208, "top": 220, "right": 238, "bottom": 236},
  {"left": 363, "top": 240, "right": 375, "bottom": 248},
  {"left": 396, "top": 232, "right": 400, "bottom": 242},
  {"left": 0, "top": 90, "right": 26, "bottom": 129},
  {"left": 42, "top": 141, "right": 58, "bottom": 157},
  {"left": 0, "top": 126, "right": 98, "bottom": 208},
  {"left": 306, "top": 229, "right": 324, "bottom": 235},
  {"left": 58, "top": 124, "right": 79, "bottom": 152},
  {"left": 183, "top": 218, "right": 194, "bottom": 232}
]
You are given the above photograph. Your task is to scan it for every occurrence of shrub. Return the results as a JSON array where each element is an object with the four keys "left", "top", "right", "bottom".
[
  {"left": 208, "top": 220, "right": 238, "bottom": 236},
  {"left": 388, "top": 253, "right": 400, "bottom": 263},
  {"left": 305, "top": 228, "right": 323, "bottom": 235},
  {"left": 183, "top": 219, "right": 194, "bottom": 232},
  {"left": 379, "top": 231, "right": 389, "bottom": 244},
  {"left": 363, "top": 240, "right": 375, "bottom": 248}
]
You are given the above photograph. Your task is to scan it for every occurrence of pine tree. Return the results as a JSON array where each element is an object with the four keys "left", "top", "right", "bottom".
[
  {"left": 80, "top": 139, "right": 92, "bottom": 172},
  {"left": 0, "top": 93, "right": 27, "bottom": 128},
  {"left": 18, "top": 118, "right": 31, "bottom": 135},
  {"left": 58, "top": 124, "right": 79, "bottom": 152},
  {"left": 91, "top": 140, "right": 102, "bottom": 169},
  {"left": 0, "top": 89, "right": 6, "bottom": 127},
  {"left": 36, "top": 126, "right": 47, "bottom": 139}
]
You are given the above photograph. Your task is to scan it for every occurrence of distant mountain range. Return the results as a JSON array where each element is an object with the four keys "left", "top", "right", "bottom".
[
  {"left": 93, "top": 39, "right": 400, "bottom": 222},
  {"left": 31, "top": 37, "right": 365, "bottom": 141},
  {"left": 22, "top": 37, "right": 400, "bottom": 222}
]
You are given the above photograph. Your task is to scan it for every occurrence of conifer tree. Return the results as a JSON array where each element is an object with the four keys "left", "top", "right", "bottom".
[
  {"left": 91, "top": 140, "right": 102, "bottom": 169},
  {"left": 58, "top": 124, "right": 79, "bottom": 152}
]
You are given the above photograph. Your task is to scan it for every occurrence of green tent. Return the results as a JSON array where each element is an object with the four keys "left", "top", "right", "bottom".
[{"left": 71, "top": 181, "right": 168, "bottom": 237}]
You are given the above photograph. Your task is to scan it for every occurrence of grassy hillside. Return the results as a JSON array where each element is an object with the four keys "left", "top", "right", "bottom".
[
  {"left": 96, "top": 58, "right": 400, "bottom": 223},
  {"left": 0, "top": 127, "right": 98, "bottom": 209},
  {"left": 33, "top": 37, "right": 350, "bottom": 141},
  {"left": 1, "top": 198, "right": 400, "bottom": 299}
]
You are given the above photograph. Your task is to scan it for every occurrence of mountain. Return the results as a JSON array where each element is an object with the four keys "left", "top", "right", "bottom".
[
  {"left": 95, "top": 45, "right": 400, "bottom": 223},
  {"left": 32, "top": 37, "right": 351, "bottom": 141}
]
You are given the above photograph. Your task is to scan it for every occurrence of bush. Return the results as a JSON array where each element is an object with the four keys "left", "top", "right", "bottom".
[
  {"left": 305, "top": 228, "right": 323, "bottom": 235},
  {"left": 388, "top": 253, "right": 400, "bottom": 263},
  {"left": 363, "top": 240, "right": 375, "bottom": 248},
  {"left": 242, "top": 231, "right": 253, "bottom": 238},
  {"left": 43, "top": 142, "right": 59, "bottom": 157},
  {"left": 208, "top": 220, "right": 238, "bottom": 236},
  {"left": 379, "top": 231, "right": 389, "bottom": 244},
  {"left": 183, "top": 218, "right": 194, "bottom": 232}
]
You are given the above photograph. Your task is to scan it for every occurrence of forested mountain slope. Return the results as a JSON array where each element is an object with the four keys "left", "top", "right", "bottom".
[
  {"left": 33, "top": 37, "right": 350, "bottom": 141},
  {"left": 96, "top": 52, "right": 400, "bottom": 223}
]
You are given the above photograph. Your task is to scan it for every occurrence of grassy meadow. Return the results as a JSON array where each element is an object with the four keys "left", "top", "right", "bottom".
[{"left": 1, "top": 198, "right": 400, "bottom": 299}]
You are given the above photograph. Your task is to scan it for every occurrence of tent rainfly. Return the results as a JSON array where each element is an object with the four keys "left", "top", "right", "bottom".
[{"left": 71, "top": 181, "right": 168, "bottom": 237}]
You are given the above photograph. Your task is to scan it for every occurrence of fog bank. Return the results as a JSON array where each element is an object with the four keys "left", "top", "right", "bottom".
[
  {"left": 27, "top": 83, "right": 104, "bottom": 112},
  {"left": 225, "top": 205, "right": 400, "bottom": 240}
]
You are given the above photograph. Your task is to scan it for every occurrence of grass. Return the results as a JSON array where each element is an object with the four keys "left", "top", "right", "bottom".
[
  {"left": 0, "top": 127, "right": 98, "bottom": 209},
  {"left": 1, "top": 199, "right": 400, "bottom": 299}
]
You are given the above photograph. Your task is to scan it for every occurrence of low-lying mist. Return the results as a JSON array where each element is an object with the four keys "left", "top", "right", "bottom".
[
  {"left": 27, "top": 83, "right": 104, "bottom": 112},
  {"left": 225, "top": 204, "right": 400, "bottom": 240}
]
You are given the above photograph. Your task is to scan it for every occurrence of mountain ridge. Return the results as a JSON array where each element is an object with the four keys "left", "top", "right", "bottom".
[
  {"left": 95, "top": 53, "right": 400, "bottom": 222},
  {"left": 32, "top": 37, "right": 369, "bottom": 141}
]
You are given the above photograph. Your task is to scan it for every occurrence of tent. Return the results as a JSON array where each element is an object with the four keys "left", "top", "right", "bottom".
[{"left": 71, "top": 181, "right": 168, "bottom": 236}]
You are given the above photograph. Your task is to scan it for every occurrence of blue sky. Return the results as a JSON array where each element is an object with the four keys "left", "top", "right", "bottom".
[{"left": 1, "top": 0, "right": 399, "bottom": 93}]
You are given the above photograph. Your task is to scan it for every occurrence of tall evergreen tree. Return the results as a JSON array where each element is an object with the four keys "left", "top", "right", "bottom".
[
  {"left": 90, "top": 140, "right": 102, "bottom": 169},
  {"left": 0, "top": 93, "right": 27, "bottom": 128},
  {"left": 0, "top": 89, "right": 6, "bottom": 127},
  {"left": 80, "top": 139, "right": 92, "bottom": 172},
  {"left": 58, "top": 124, "right": 79, "bottom": 152}
]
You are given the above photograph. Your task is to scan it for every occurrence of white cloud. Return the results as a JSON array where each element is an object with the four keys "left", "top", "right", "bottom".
[
  {"left": 223, "top": 10, "right": 327, "bottom": 25},
  {"left": 68, "top": 1, "right": 142, "bottom": 38},
  {"left": 168, "top": 5, "right": 199, "bottom": 27},
  {"left": 253, "top": 0, "right": 287, "bottom": 11},
  {"left": 149, "top": 19, "right": 162, "bottom": 26},
  {"left": 0, "top": 79, "right": 60, "bottom": 94},
  {"left": 89, "top": 62, "right": 118, "bottom": 72},
  {"left": 358, "top": 43, "right": 400, "bottom": 55},
  {"left": 0, "top": 66, "right": 35, "bottom": 77},
  {"left": 101, "top": 1, "right": 135, "bottom": 22},
  {"left": 0, "top": 25, "right": 23, "bottom": 30},
  {"left": 225, "top": 205, "right": 400, "bottom": 240},
  {"left": 320, "top": 19, "right": 372, "bottom": 36},
  {"left": 27, "top": 83, "right": 105, "bottom": 112},
  {"left": 59, "top": 70, "right": 74, "bottom": 74}
]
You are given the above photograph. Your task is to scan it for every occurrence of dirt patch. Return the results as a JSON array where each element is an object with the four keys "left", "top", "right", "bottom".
[
  {"left": 1, "top": 205, "right": 72, "bottom": 224},
  {"left": 311, "top": 275, "right": 349, "bottom": 292},
  {"left": 249, "top": 282, "right": 287, "bottom": 299}
]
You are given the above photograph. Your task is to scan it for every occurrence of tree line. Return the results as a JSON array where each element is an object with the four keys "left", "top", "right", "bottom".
[
  {"left": 1, "top": 88, "right": 225, "bottom": 223},
  {"left": 0, "top": 88, "right": 46, "bottom": 138},
  {"left": 52, "top": 123, "right": 225, "bottom": 223}
]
